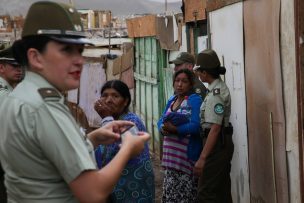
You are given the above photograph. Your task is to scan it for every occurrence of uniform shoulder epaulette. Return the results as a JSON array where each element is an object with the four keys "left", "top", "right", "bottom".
[
  {"left": 213, "top": 88, "right": 220, "bottom": 95},
  {"left": 38, "top": 88, "right": 61, "bottom": 102}
]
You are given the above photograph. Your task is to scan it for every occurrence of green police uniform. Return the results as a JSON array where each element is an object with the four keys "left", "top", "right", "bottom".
[
  {"left": 0, "top": 1, "right": 95, "bottom": 202},
  {"left": 194, "top": 77, "right": 207, "bottom": 100},
  {"left": 198, "top": 78, "right": 234, "bottom": 203},
  {"left": 200, "top": 78, "right": 231, "bottom": 128},
  {"left": 0, "top": 76, "right": 13, "bottom": 98},
  {"left": 0, "top": 76, "right": 12, "bottom": 203},
  {"left": 0, "top": 72, "right": 97, "bottom": 202},
  {"left": 194, "top": 49, "right": 234, "bottom": 203},
  {"left": 0, "top": 46, "right": 20, "bottom": 203}
]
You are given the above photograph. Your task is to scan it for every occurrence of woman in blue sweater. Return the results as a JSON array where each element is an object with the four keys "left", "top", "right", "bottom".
[
  {"left": 94, "top": 80, "right": 155, "bottom": 202},
  {"left": 158, "top": 69, "right": 202, "bottom": 202}
]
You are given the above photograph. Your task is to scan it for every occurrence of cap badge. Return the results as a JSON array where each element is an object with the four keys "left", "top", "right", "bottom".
[
  {"left": 193, "top": 64, "right": 200, "bottom": 71},
  {"left": 69, "top": 8, "right": 74, "bottom": 13}
]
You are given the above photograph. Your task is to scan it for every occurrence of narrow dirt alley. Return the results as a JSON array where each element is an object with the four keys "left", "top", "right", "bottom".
[{"left": 151, "top": 153, "right": 163, "bottom": 203}]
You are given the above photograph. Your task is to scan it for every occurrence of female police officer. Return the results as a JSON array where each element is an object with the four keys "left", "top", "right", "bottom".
[
  {"left": 0, "top": 1, "right": 149, "bottom": 202},
  {"left": 193, "top": 49, "right": 234, "bottom": 203}
]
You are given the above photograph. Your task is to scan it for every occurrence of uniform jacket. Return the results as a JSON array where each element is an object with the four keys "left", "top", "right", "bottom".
[{"left": 0, "top": 76, "right": 13, "bottom": 99}]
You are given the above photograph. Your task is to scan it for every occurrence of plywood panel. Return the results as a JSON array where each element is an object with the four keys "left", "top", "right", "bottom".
[
  {"left": 112, "top": 48, "right": 134, "bottom": 75},
  {"left": 209, "top": 3, "right": 249, "bottom": 202},
  {"left": 281, "top": 0, "right": 300, "bottom": 201},
  {"left": 126, "top": 15, "right": 157, "bottom": 38},
  {"left": 296, "top": 0, "right": 304, "bottom": 200},
  {"left": 120, "top": 67, "right": 135, "bottom": 89},
  {"left": 184, "top": 0, "right": 206, "bottom": 22},
  {"left": 206, "top": 0, "right": 242, "bottom": 12},
  {"left": 244, "top": 0, "right": 288, "bottom": 202}
]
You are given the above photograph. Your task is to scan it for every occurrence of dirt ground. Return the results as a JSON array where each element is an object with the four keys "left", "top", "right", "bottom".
[{"left": 151, "top": 153, "right": 164, "bottom": 203}]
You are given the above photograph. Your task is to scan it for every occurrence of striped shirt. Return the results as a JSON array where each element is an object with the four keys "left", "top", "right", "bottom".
[
  {"left": 161, "top": 99, "right": 195, "bottom": 175},
  {"left": 162, "top": 136, "right": 195, "bottom": 175}
]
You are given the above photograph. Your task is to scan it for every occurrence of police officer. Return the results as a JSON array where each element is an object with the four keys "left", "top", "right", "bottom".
[
  {"left": 169, "top": 52, "right": 207, "bottom": 99},
  {"left": 0, "top": 46, "right": 21, "bottom": 203},
  {"left": 193, "top": 49, "right": 234, "bottom": 202},
  {"left": 0, "top": 46, "right": 22, "bottom": 98},
  {"left": 0, "top": 1, "right": 150, "bottom": 202}
]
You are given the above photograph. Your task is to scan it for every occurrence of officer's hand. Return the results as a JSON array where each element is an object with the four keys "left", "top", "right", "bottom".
[
  {"left": 94, "top": 99, "right": 113, "bottom": 118},
  {"left": 193, "top": 158, "right": 205, "bottom": 177},
  {"left": 87, "top": 120, "right": 134, "bottom": 147},
  {"left": 120, "top": 131, "right": 150, "bottom": 158}
]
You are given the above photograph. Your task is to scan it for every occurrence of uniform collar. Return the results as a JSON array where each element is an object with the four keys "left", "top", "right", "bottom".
[
  {"left": 25, "top": 71, "right": 57, "bottom": 89},
  {"left": 25, "top": 71, "right": 65, "bottom": 103},
  {"left": 207, "top": 78, "right": 221, "bottom": 92},
  {"left": 0, "top": 76, "right": 13, "bottom": 92}
]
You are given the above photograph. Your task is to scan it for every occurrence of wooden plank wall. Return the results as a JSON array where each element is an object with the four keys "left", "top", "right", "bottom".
[{"left": 244, "top": 0, "right": 289, "bottom": 202}]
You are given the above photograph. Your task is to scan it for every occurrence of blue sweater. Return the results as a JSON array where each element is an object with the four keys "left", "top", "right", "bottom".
[{"left": 157, "top": 93, "right": 203, "bottom": 161}]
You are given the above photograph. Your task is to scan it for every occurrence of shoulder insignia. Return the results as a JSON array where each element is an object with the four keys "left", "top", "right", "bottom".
[
  {"left": 214, "top": 103, "right": 224, "bottom": 115},
  {"left": 38, "top": 88, "right": 61, "bottom": 102},
  {"left": 213, "top": 88, "right": 220, "bottom": 95}
]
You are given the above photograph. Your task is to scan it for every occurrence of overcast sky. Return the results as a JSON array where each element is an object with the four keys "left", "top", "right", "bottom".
[{"left": 0, "top": 0, "right": 182, "bottom": 16}]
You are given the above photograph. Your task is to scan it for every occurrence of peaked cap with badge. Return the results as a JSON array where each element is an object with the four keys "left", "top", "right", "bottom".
[
  {"left": 169, "top": 52, "right": 195, "bottom": 65},
  {"left": 0, "top": 46, "right": 19, "bottom": 66},
  {"left": 193, "top": 49, "right": 222, "bottom": 71},
  {"left": 22, "top": 1, "right": 93, "bottom": 45}
]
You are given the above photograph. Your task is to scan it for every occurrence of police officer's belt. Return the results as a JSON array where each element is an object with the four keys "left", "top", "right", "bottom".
[{"left": 201, "top": 123, "right": 233, "bottom": 138}]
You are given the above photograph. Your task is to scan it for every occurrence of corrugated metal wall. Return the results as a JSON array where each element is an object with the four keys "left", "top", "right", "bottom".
[{"left": 134, "top": 37, "right": 167, "bottom": 154}]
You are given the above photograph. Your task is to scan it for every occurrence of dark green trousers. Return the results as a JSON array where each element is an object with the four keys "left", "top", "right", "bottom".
[
  {"left": 0, "top": 165, "right": 7, "bottom": 203},
  {"left": 197, "top": 134, "right": 234, "bottom": 203}
]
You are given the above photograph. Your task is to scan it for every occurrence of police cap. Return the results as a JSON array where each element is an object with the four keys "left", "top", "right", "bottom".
[
  {"left": 193, "top": 49, "right": 221, "bottom": 71},
  {"left": 0, "top": 46, "right": 20, "bottom": 66},
  {"left": 169, "top": 52, "right": 195, "bottom": 65},
  {"left": 22, "top": 1, "right": 92, "bottom": 45}
]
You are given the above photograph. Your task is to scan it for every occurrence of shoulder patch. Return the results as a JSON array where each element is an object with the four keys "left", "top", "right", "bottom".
[
  {"left": 214, "top": 103, "right": 224, "bottom": 115},
  {"left": 38, "top": 88, "right": 61, "bottom": 102},
  {"left": 213, "top": 88, "right": 220, "bottom": 95}
]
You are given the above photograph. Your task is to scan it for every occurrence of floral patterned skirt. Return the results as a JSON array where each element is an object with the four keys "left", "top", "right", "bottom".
[{"left": 162, "top": 169, "right": 198, "bottom": 203}]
